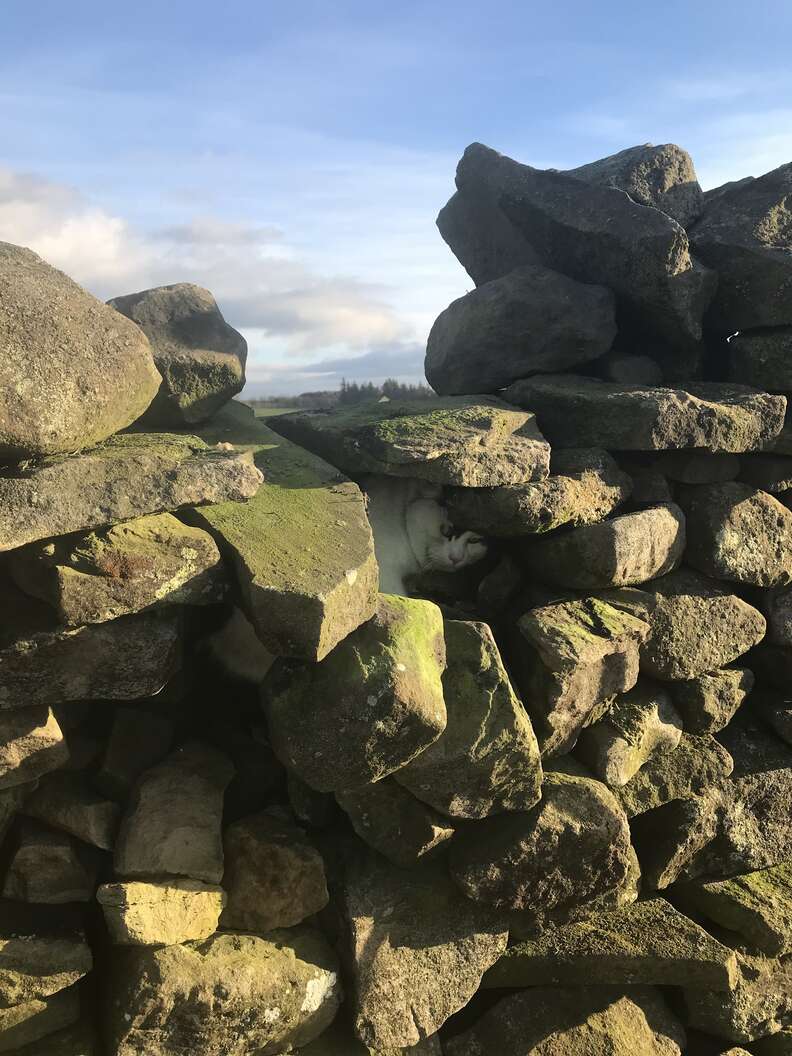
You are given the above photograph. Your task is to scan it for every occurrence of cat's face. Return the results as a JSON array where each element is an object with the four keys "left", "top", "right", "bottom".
[{"left": 407, "top": 499, "right": 487, "bottom": 574}]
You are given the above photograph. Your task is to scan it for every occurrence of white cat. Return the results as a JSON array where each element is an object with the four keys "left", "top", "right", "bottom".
[{"left": 361, "top": 474, "right": 487, "bottom": 596}]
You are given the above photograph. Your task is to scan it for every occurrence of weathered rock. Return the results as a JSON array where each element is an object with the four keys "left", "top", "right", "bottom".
[
  {"left": 21, "top": 773, "right": 119, "bottom": 850},
  {"left": 107, "top": 928, "right": 342, "bottom": 1056},
  {"left": 0, "top": 431, "right": 262, "bottom": 553},
  {"left": 670, "top": 668, "right": 754, "bottom": 733},
  {"left": 450, "top": 771, "right": 634, "bottom": 918},
  {"left": 114, "top": 742, "right": 234, "bottom": 884},
  {"left": 503, "top": 374, "right": 786, "bottom": 452},
  {"left": 336, "top": 781, "right": 454, "bottom": 868},
  {"left": 728, "top": 328, "right": 792, "bottom": 394},
  {"left": 97, "top": 879, "right": 225, "bottom": 946},
  {"left": 343, "top": 853, "right": 507, "bottom": 1050},
  {"left": 109, "top": 283, "right": 247, "bottom": 424},
  {"left": 395, "top": 620, "right": 541, "bottom": 818},
  {"left": 689, "top": 161, "right": 792, "bottom": 331},
  {"left": 96, "top": 707, "right": 175, "bottom": 799},
  {"left": 0, "top": 709, "right": 68, "bottom": 790},
  {"left": 270, "top": 396, "right": 550, "bottom": 486},
  {"left": 566, "top": 142, "right": 704, "bottom": 226},
  {"left": 265, "top": 595, "right": 446, "bottom": 791},
  {"left": 445, "top": 448, "right": 631, "bottom": 538},
  {"left": 11, "top": 514, "right": 224, "bottom": 626},
  {"left": 425, "top": 264, "right": 616, "bottom": 395},
  {"left": 656, "top": 450, "right": 740, "bottom": 484},
  {"left": 483, "top": 897, "right": 736, "bottom": 990},
  {"left": 0, "top": 986, "right": 81, "bottom": 1054},
  {"left": 0, "top": 905, "right": 91, "bottom": 1008},
  {"left": 520, "top": 504, "right": 685, "bottom": 589},
  {"left": 612, "top": 733, "right": 734, "bottom": 817},
  {"left": 632, "top": 794, "right": 721, "bottom": 889},
  {"left": 513, "top": 596, "right": 649, "bottom": 756},
  {"left": 3, "top": 823, "right": 98, "bottom": 903},
  {"left": 0, "top": 241, "right": 160, "bottom": 460},
  {"left": 444, "top": 986, "right": 686, "bottom": 1056},
  {"left": 576, "top": 681, "right": 683, "bottom": 786},
  {"left": 188, "top": 401, "right": 378, "bottom": 661},
  {"left": 221, "top": 812, "right": 328, "bottom": 932}
]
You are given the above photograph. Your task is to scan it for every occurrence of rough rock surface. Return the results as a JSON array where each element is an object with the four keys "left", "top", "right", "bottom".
[
  {"left": 265, "top": 595, "right": 447, "bottom": 791},
  {"left": 670, "top": 668, "right": 754, "bottom": 733},
  {"left": 0, "top": 987, "right": 81, "bottom": 1053},
  {"left": 21, "top": 772, "right": 120, "bottom": 850},
  {"left": 425, "top": 264, "right": 616, "bottom": 395},
  {"left": 632, "top": 794, "right": 721, "bottom": 889},
  {"left": 0, "top": 907, "right": 92, "bottom": 1008},
  {"left": 96, "top": 707, "right": 175, "bottom": 799},
  {"left": 0, "top": 708, "right": 68, "bottom": 790},
  {"left": 0, "top": 241, "right": 160, "bottom": 459},
  {"left": 109, "top": 283, "right": 247, "bottom": 424},
  {"left": 612, "top": 733, "right": 733, "bottom": 817},
  {"left": 3, "top": 823, "right": 98, "bottom": 903},
  {"left": 97, "top": 880, "right": 225, "bottom": 946},
  {"left": 728, "top": 328, "right": 792, "bottom": 394},
  {"left": 503, "top": 374, "right": 786, "bottom": 452},
  {"left": 395, "top": 620, "right": 542, "bottom": 818},
  {"left": 107, "top": 928, "right": 342, "bottom": 1056},
  {"left": 343, "top": 854, "right": 508, "bottom": 1050}
]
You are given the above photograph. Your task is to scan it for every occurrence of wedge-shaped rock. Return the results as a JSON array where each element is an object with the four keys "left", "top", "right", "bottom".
[
  {"left": 613, "top": 733, "right": 733, "bottom": 818},
  {"left": 269, "top": 396, "right": 550, "bottom": 486},
  {"left": 632, "top": 794, "right": 720, "bottom": 890},
  {"left": 483, "top": 898, "right": 736, "bottom": 990},
  {"left": 0, "top": 902, "right": 91, "bottom": 1008},
  {"left": 11, "top": 513, "right": 225, "bottom": 626},
  {"left": 265, "top": 595, "right": 446, "bottom": 791},
  {"left": 670, "top": 668, "right": 754, "bottom": 733},
  {"left": 107, "top": 928, "right": 341, "bottom": 1056},
  {"left": 221, "top": 812, "right": 328, "bottom": 932},
  {"left": 21, "top": 773, "right": 120, "bottom": 851},
  {"left": 520, "top": 504, "right": 685, "bottom": 589},
  {"left": 187, "top": 401, "right": 377, "bottom": 661},
  {"left": 0, "top": 709, "right": 68, "bottom": 791},
  {"left": 689, "top": 161, "right": 792, "bottom": 331},
  {"left": 576, "top": 681, "right": 683, "bottom": 786},
  {"left": 343, "top": 853, "right": 507, "bottom": 1050},
  {"left": 0, "top": 241, "right": 160, "bottom": 460},
  {"left": 0, "top": 987, "right": 81, "bottom": 1054},
  {"left": 729, "top": 328, "right": 792, "bottom": 394},
  {"left": 425, "top": 264, "right": 616, "bottom": 395},
  {"left": 336, "top": 781, "right": 454, "bottom": 868},
  {"left": 114, "top": 742, "right": 234, "bottom": 884},
  {"left": 503, "top": 375, "right": 785, "bottom": 451},
  {"left": 0, "top": 431, "right": 261, "bottom": 554},
  {"left": 514, "top": 597, "right": 649, "bottom": 756},
  {"left": 3, "top": 822, "right": 98, "bottom": 903},
  {"left": 395, "top": 620, "right": 542, "bottom": 818},
  {"left": 680, "top": 482, "right": 792, "bottom": 587},
  {"left": 445, "top": 985, "right": 686, "bottom": 1056},
  {"left": 450, "top": 772, "right": 634, "bottom": 918},
  {"left": 455, "top": 142, "right": 714, "bottom": 350},
  {"left": 445, "top": 448, "right": 631, "bottom": 538},
  {"left": 566, "top": 142, "right": 704, "bottom": 226},
  {"left": 109, "top": 283, "right": 247, "bottom": 425},
  {"left": 97, "top": 879, "right": 225, "bottom": 946}
]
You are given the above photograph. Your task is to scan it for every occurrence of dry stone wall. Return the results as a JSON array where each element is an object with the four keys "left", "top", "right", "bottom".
[{"left": 0, "top": 138, "right": 791, "bottom": 1055}]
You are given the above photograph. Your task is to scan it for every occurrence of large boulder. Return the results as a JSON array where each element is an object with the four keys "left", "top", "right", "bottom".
[
  {"left": 109, "top": 283, "right": 246, "bottom": 425},
  {"left": 689, "top": 161, "right": 792, "bottom": 331},
  {"left": 265, "top": 595, "right": 446, "bottom": 791},
  {"left": 503, "top": 374, "right": 786, "bottom": 452},
  {"left": 0, "top": 242, "right": 160, "bottom": 460},
  {"left": 425, "top": 264, "right": 616, "bottom": 395}
]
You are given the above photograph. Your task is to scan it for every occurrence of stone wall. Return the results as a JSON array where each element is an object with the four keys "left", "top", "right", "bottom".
[{"left": 0, "top": 141, "right": 791, "bottom": 1055}]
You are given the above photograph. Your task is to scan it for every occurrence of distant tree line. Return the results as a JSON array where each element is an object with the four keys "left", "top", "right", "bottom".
[{"left": 244, "top": 378, "right": 435, "bottom": 411}]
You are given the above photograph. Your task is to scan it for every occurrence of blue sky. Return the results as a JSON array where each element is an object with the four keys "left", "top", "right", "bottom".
[{"left": 1, "top": 0, "right": 791, "bottom": 394}]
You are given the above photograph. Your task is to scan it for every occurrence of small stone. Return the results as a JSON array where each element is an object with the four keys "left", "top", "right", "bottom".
[
  {"left": 3, "top": 822, "right": 98, "bottom": 904},
  {"left": 632, "top": 794, "right": 721, "bottom": 890},
  {"left": 520, "top": 504, "right": 685, "bottom": 589},
  {"left": 503, "top": 374, "right": 785, "bottom": 452},
  {"left": 265, "top": 595, "right": 446, "bottom": 791},
  {"left": 21, "top": 773, "right": 119, "bottom": 851},
  {"left": 97, "top": 879, "right": 225, "bottom": 946},
  {"left": 95, "top": 707, "right": 175, "bottom": 800},
  {"left": 336, "top": 781, "right": 454, "bottom": 868},
  {"left": 114, "top": 742, "right": 234, "bottom": 884},
  {"left": 220, "top": 813, "right": 328, "bottom": 932},
  {"left": 0, "top": 987, "right": 81, "bottom": 1053},
  {"left": 109, "top": 283, "right": 247, "bottom": 425},
  {"left": 395, "top": 620, "right": 542, "bottom": 818},
  {"left": 670, "top": 668, "right": 754, "bottom": 733},
  {"left": 576, "top": 681, "right": 683, "bottom": 786},
  {"left": 728, "top": 327, "right": 792, "bottom": 393},
  {"left": 0, "top": 709, "right": 68, "bottom": 791}
]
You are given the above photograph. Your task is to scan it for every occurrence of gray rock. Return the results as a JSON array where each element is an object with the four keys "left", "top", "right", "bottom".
[
  {"left": 680, "top": 482, "right": 792, "bottom": 587},
  {"left": 0, "top": 430, "right": 262, "bottom": 554},
  {"left": 566, "top": 142, "right": 704, "bottom": 226},
  {"left": 0, "top": 709, "right": 68, "bottom": 790},
  {"left": 445, "top": 448, "right": 631, "bottom": 538},
  {"left": 503, "top": 374, "right": 786, "bottom": 452},
  {"left": 0, "top": 241, "right": 160, "bottom": 460},
  {"left": 343, "top": 853, "right": 507, "bottom": 1050},
  {"left": 270, "top": 396, "right": 551, "bottom": 486},
  {"left": 395, "top": 620, "right": 542, "bottom": 818},
  {"left": 97, "top": 880, "right": 225, "bottom": 946},
  {"left": 425, "top": 264, "right": 616, "bottom": 395},
  {"left": 520, "top": 504, "right": 685, "bottom": 589},
  {"left": 21, "top": 773, "right": 119, "bottom": 851},
  {"left": 265, "top": 595, "right": 447, "bottom": 791},
  {"left": 670, "top": 668, "right": 754, "bottom": 733},
  {"left": 0, "top": 987, "right": 81, "bottom": 1054},
  {"left": 109, "top": 283, "right": 246, "bottom": 424},
  {"left": 728, "top": 328, "right": 792, "bottom": 393},
  {"left": 114, "top": 742, "right": 234, "bottom": 884},
  {"left": 3, "top": 823, "right": 98, "bottom": 904},
  {"left": 632, "top": 794, "right": 721, "bottom": 889},
  {"left": 689, "top": 161, "right": 792, "bottom": 331},
  {"left": 107, "top": 928, "right": 342, "bottom": 1056},
  {"left": 95, "top": 707, "right": 175, "bottom": 800}
]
